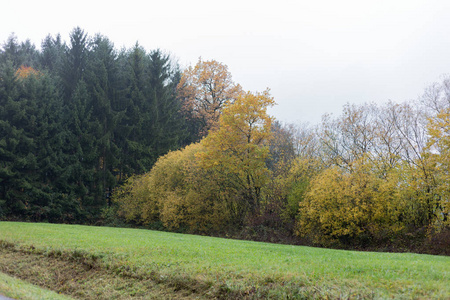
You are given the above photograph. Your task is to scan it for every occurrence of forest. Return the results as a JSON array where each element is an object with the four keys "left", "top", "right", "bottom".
[{"left": 0, "top": 28, "right": 449, "bottom": 253}]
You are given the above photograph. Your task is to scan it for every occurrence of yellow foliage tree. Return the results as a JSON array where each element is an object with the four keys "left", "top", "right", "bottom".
[
  {"left": 426, "top": 107, "right": 450, "bottom": 228},
  {"left": 112, "top": 173, "right": 157, "bottom": 224},
  {"left": 149, "top": 143, "right": 230, "bottom": 231},
  {"left": 297, "top": 156, "right": 407, "bottom": 246},
  {"left": 113, "top": 143, "right": 230, "bottom": 231},
  {"left": 198, "top": 89, "right": 275, "bottom": 223}
]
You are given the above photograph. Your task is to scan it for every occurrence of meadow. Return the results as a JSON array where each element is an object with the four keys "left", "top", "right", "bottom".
[{"left": 0, "top": 222, "right": 448, "bottom": 299}]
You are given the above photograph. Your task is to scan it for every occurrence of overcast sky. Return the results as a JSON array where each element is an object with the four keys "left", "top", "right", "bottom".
[{"left": 3, "top": 0, "right": 450, "bottom": 124}]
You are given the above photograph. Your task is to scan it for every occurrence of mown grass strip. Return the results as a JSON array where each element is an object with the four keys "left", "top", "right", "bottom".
[
  {"left": 0, "top": 221, "right": 449, "bottom": 299},
  {"left": 0, "top": 243, "right": 206, "bottom": 299}
]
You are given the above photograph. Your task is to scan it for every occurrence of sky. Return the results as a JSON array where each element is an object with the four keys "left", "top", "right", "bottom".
[{"left": 3, "top": 0, "right": 450, "bottom": 124}]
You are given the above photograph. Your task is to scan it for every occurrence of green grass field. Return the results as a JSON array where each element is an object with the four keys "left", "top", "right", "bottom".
[{"left": 0, "top": 222, "right": 448, "bottom": 299}]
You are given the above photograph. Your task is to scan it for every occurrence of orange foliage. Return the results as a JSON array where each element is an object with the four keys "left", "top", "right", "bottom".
[
  {"left": 15, "top": 65, "right": 41, "bottom": 79},
  {"left": 177, "top": 58, "right": 243, "bottom": 136}
]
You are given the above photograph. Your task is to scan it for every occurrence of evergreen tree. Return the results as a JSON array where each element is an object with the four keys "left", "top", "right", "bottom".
[
  {"left": 61, "top": 80, "right": 98, "bottom": 221},
  {"left": 0, "top": 61, "right": 22, "bottom": 217},
  {"left": 0, "top": 34, "right": 40, "bottom": 68},
  {"left": 115, "top": 44, "right": 153, "bottom": 175},
  {"left": 61, "top": 27, "right": 88, "bottom": 100},
  {"left": 84, "top": 35, "right": 120, "bottom": 208},
  {"left": 40, "top": 34, "right": 65, "bottom": 72},
  {"left": 147, "top": 49, "right": 184, "bottom": 157}
]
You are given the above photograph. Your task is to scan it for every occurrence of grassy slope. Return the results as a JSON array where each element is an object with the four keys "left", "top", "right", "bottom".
[
  {"left": 0, "top": 222, "right": 448, "bottom": 299},
  {"left": 0, "top": 271, "right": 73, "bottom": 300}
]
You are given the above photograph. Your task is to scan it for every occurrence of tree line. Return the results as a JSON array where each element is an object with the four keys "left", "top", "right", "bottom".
[{"left": 1, "top": 28, "right": 449, "bottom": 252}]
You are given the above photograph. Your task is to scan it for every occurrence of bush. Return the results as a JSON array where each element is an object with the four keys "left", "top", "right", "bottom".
[
  {"left": 296, "top": 158, "right": 407, "bottom": 247},
  {"left": 113, "top": 143, "right": 232, "bottom": 233}
]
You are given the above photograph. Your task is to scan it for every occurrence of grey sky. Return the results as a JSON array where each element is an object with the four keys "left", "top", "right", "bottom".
[{"left": 3, "top": 0, "right": 450, "bottom": 124}]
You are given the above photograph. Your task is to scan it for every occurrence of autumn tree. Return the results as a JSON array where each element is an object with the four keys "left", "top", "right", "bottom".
[
  {"left": 112, "top": 172, "right": 155, "bottom": 225},
  {"left": 198, "top": 89, "right": 275, "bottom": 223},
  {"left": 421, "top": 76, "right": 450, "bottom": 227},
  {"left": 296, "top": 156, "right": 410, "bottom": 246},
  {"left": 261, "top": 122, "right": 321, "bottom": 231},
  {"left": 113, "top": 142, "right": 230, "bottom": 232},
  {"left": 177, "top": 58, "right": 243, "bottom": 141},
  {"left": 426, "top": 107, "right": 450, "bottom": 228}
]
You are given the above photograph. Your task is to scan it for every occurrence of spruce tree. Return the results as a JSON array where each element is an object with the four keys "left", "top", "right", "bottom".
[
  {"left": 61, "top": 80, "right": 98, "bottom": 221},
  {"left": 0, "top": 34, "right": 39, "bottom": 68},
  {"left": 147, "top": 49, "right": 185, "bottom": 157},
  {"left": 84, "top": 35, "right": 120, "bottom": 209},
  {"left": 115, "top": 44, "right": 153, "bottom": 175},
  {"left": 61, "top": 27, "right": 88, "bottom": 100},
  {"left": 40, "top": 34, "right": 65, "bottom": 73}
]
